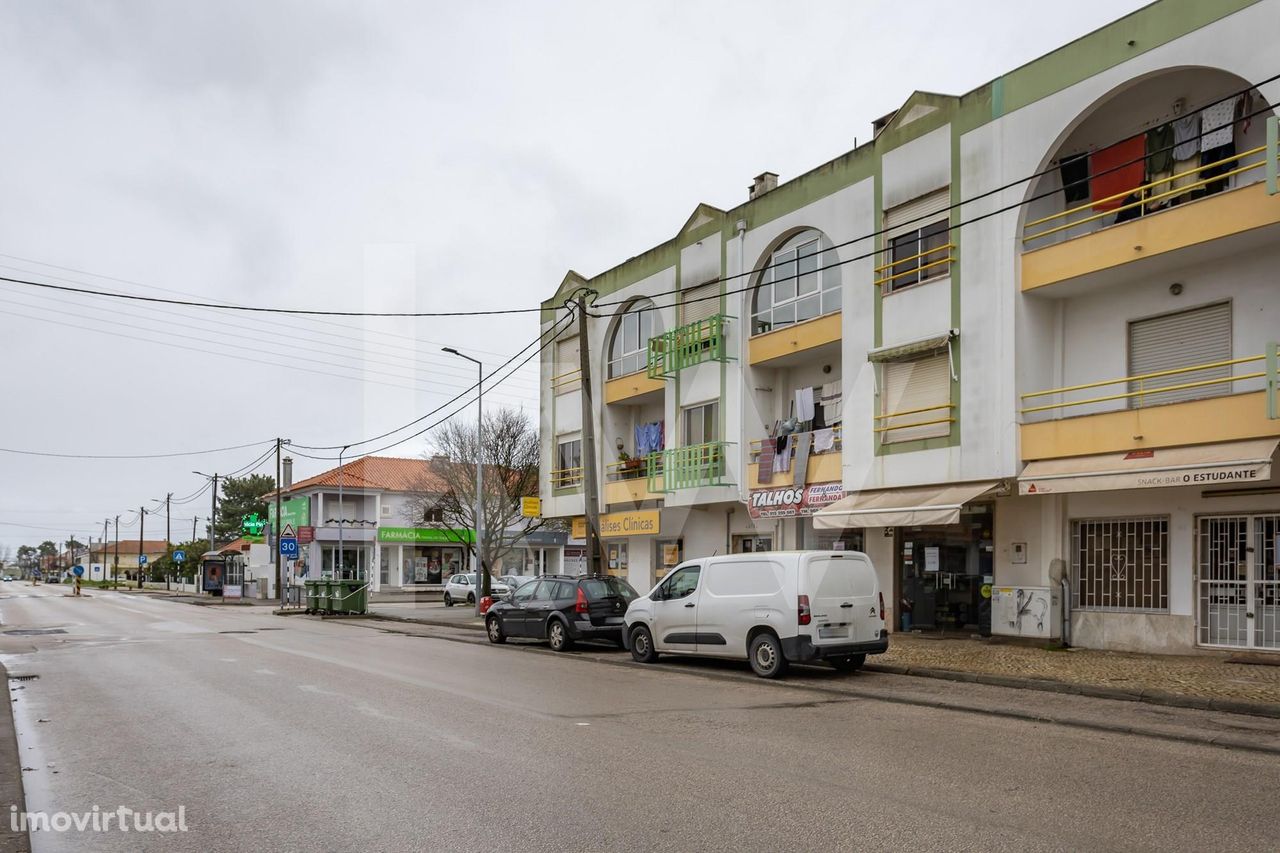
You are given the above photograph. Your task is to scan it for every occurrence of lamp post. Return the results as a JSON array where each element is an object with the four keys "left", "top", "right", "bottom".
[{"left": 443, "top": 346, "right": 485, "bottom": 617}]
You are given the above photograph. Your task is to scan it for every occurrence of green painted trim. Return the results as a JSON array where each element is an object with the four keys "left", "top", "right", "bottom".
[
  {"left": 991, "top": 76, "right": 1005, "bottom": 119},
  {"left": 872, "top": 160, "right": 884, "bottom": 350},
  {"left": 719, "top": 238, "right": 728, "bottom": 445}
]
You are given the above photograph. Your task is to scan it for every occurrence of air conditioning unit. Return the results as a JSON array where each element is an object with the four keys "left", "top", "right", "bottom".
[{"left": 991, "top": 585, "right": 1062, "bottom": 640}]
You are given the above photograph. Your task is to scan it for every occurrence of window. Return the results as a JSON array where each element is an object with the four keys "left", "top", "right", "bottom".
[
  {"left": 680, "top": 281, "right": 720, "bottom": 327},
  {"left": 422, "top": 506, "right": 444, "bottom": 524},
  {"left": 659, "top": 565, "right": 701, "bottom": 599},
  {"left": 555, "top": 438, "right": 582, "bottom": 488},
  {"left": 513, "top": 581, "right": 539, "bottom": 603},
  {"left": 682, "top": 402, "right": 719, "bottom": 446},
  {"left": 880, "top": 353, "right": 951, "bottom": 443},
  {"left": 752, "top": 233, "right": 841, "bottom": 335},
  {"left": 882, "top": 188, "right": 951, "bottom": 293},
  {"left": 1128, "top": 301, "right": 1231, "bottom": 407},
  {"left": 608, "top": 300, "right": 654, "bottom": 378},
  {"left": 553, "top": 336, "right": 581, "bottom": 394},
  {"left": 1072, "top": 517, "right": 1169, "bottom": 612}
]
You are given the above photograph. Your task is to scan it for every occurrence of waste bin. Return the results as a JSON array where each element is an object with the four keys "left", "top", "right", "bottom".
[
  {"left": 305, "top": 580, "right": 320, "bottom": 613},
  {"left": 332, "top": 580, "right": 368, "bottom": 615}
]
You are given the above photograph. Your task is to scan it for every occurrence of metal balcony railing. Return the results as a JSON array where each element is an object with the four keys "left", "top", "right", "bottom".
[
  {"left": 648, "top": 442, "right": 731, "bottom": 492},
  {"left": 647, "top": 315, "right": 729, "bottom": 380},
  {"left": 873, "top": 243, "right": 956, "bottom": 288},
  {"left": 549, "top": 466, "right": 583, "bottom": 490}
]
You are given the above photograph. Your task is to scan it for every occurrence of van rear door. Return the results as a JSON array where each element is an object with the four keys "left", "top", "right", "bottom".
[{"left": 802, "top": 554, "right": 878, "bottom": 647}]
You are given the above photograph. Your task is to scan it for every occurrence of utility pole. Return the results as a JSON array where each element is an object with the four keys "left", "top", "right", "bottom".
[
  {"left": 138, "top": 507, "right": 146, "bottom": 589},
  {"left": 275, "top": 438, "right": 283, "bottom": 604},
  {"left": 102, "top": 518, "right": 109, "bottom": 583},
  {"left": 210, "top": 475, "right": 219, "bottom": 552},
  {"left": 192, "top": 516, "right": 199, "bottom": 592},
  {"left": 113, "top": 515, "right": 120, "bottom": 590},
  {"left": 575, "top": 290, "right": 603, "bottom": 577},
  {"left": 164, "top": 493, "right": 172, "bottom": 591}
]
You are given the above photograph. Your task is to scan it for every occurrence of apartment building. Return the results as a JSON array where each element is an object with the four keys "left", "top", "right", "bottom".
[{"left": 538, "top": 0, "right": 1280, "bottom": 654}]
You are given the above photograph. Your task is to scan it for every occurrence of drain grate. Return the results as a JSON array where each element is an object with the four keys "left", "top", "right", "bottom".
[
  {"left": 8, "top": 674, "right": 39, "bottom": 682},
  {"left": 4, "top": 628, "right": 67, "bottom": 636}
]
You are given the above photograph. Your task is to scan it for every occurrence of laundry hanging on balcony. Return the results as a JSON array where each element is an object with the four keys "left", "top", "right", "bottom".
[
  {"left": 634, "top": 421, "right": 664, "bottom": 456},
  {"left": 1090, "top": 135, "right": 1145, "bottom": 212},
  {"left": 757, "top": 426, "right": 777, "bottom": 485},
  {"left": 819, "top": 381, "right": 842, "bottom": 425}
]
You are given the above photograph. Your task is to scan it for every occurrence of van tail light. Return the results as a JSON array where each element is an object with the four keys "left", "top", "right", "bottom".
[
  {"left": 798, "top": 594, "right": 812, "bottom": 626},
  {"left": 575, "top": 587, "right": 590, "bottom": 614},
  {"left": 878, "top": 591, "right": 885, "bottom": 621}
]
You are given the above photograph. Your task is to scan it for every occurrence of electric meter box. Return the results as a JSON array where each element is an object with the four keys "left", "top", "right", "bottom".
[{"left": 991, "top": 585, "right": 1062, "bottom": 639}]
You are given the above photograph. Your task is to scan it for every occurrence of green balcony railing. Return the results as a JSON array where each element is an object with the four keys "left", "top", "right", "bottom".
[
  {"left": 647, "top": 315, "right": 729, "bottom": 380},
  {"left": 648, "top": 442, "right": 731, "bottom": 492}
]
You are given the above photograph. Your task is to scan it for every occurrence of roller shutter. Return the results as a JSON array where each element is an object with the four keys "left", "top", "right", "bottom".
[{"left": 1128, "top": 302, "right": 1231, "bottom": 407}]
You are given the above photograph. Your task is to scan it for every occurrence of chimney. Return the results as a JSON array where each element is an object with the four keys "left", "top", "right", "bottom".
[
  {"left": 748, "top": 171, "right": 779, "bottom": 200},
  {"left": 283, "top": 457, "right": 293, "bottom": 488}
]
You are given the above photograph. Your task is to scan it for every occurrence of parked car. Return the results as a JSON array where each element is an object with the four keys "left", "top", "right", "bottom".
[
  {"left": 442, "top": 573, "right": 510, "bottom": 606},
  {"left": 500, "top": 574, "right": 537, "bottom": 590},
  {"left": 623, "top": 551, "right": 888, "bottom": 678},
  {"left": 485, "top": 575, "right": 638, "bottom": 651}
]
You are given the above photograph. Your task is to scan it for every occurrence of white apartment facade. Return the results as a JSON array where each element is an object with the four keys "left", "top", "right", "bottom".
[{"left": 539, "top": 0, "right": 1280, "bottom": 654}]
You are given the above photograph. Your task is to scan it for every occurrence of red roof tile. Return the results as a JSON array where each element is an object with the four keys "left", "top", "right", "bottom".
[{"left": 283, "top": 456, "right": 449, "bottom": 495}]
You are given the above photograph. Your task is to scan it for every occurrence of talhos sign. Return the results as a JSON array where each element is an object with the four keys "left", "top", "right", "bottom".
[{"left": 747, "top": 482, "right": 844, "bottom": 519}]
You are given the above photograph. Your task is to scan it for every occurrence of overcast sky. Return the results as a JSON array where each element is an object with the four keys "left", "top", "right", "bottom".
[{"left": 0, "top": 0, "right": 1150, "bottom": 552}]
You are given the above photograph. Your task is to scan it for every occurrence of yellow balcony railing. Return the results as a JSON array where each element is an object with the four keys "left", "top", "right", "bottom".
[
  {"left": 873, "top": 402, "right": 955, "bottom": 433},
  {"left": 551, "top": 368, "right": 581, "bottom": 394},
  {"left": 549, "top": 466, "right": 583, "bottom": 489},
  {"left": 1021, "top": 353, "right": 1271, "bottom": 417},
  {"left": 874, "top": 243, "right": 955, "bottom": 288},
  {"left": 1022, "top": 144, "right": 1277, "bottom": 246}
]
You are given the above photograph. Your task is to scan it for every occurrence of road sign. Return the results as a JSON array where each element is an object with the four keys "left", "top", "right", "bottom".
[
  {"left": 173, "top": 550, "right": 186, "bottom": 563},
  {"left": 72, "top": 565, "right": 84, "bottom": 577},
  {"left": 281, "top": 523, "right": 296, "bottom": 539},
  {"left": 298, "top": 526, "right": 314, "bottom": 544},
  {"left": 138, "top": 555, "right": 148, "bottom": 565},
  {"left": 521, "top": 497, "right": 541, "bottom": 518},
  {"left": 279, "top": 537, "right": 299, "bottom": 558}
]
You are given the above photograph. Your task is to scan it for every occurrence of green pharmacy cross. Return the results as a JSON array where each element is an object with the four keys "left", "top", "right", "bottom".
[{"left": 241, "top": 513, "right": 267, "bottom": 536}]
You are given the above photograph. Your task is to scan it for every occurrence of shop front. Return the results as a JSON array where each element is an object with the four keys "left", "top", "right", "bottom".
[
  {"left": 745, "top": 481, "right": 859, "bottom": 552},
  {"left": 376, "top": 526, "right": 474, "bottom": 587},
  {"left": 572, "top": 510, "right": 661, "bottom": 588}
]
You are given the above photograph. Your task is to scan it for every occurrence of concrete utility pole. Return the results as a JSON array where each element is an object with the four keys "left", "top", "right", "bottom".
[
  {"left": 138, "top": 507, "right": 146, "bottom": 589},
  {"left": 113, "top": 515, "right": 120, "bottom": 590},
  {"left": 102, "top": 518, "right": 109, "bottom": 582},
  {"left": 575, "top": 290, "right": 603, "bottom": 577},
  {"left": 443, "top": 347, "right": 486, "bottom": 613},
  {"left": 275, "top": 438, "right": 284, "bottom": 604},
  {"left": 164, "top": 493, "right": 172, "bottom": 591}
]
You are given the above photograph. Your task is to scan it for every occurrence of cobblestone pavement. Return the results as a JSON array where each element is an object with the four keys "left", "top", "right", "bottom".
[{"left": 879, "top": 633, "right": 1280, "bottom": 704}]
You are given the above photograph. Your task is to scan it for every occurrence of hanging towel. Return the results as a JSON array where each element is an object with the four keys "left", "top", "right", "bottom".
[
  {"left": 1172, "top": 113, "right": 1200, "bottom": 161},
  {"left": 812, "top": 427, "right": 836, "bottom": 454},
  {"left": 791, "top": 431, "right": 812, "bottom": 487},
  {"left": 772, "top": 435, "right": 792, "bottom": 474},
  {"left": 1200, "top": 140, "right": 1237, "bottom": 196},
  {"left": 1058, "top": 152, "right": 1090, "bottom": 204},
  {"left": 794, "top": 386, "right": 815, "bottom": 423},
  {"left": 1090, "top": 136, "right": 1146, "bottom": 212},
  {"left": 1145, "top": 123, "right": 1174, "bottom": 176},
  {"left": 1200, "top": 95, "right": 1239, "bottom": 151},
  {"left": 756, "top": 430, "right": 776, "bottom": 485},
  {"left": 1170, "top": 154, "right": 1201, "bottom": 201}
]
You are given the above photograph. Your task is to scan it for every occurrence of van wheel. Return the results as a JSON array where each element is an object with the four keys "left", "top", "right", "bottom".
[
  {"left": 547, "top": 619, "right": 573, "bottom": 652},
  {"left": 486, "top": 616, "right": 506, "bottom": 644},
  {"left": 830, "top": 653, "right": 866, "bottom": 673},
  {"left": 443, "top": 594, "right": 453, "bottom": 607},
  {"left": 630, "top": 625, "right": 658, "bottom": 663},
  {"left": 749, "top": 633, "right": 789, "bottom": 679}
]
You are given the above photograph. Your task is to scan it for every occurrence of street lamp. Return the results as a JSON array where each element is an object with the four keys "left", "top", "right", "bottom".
[{"left": 443, "top": 346, "right": 485, "bottom": 617}]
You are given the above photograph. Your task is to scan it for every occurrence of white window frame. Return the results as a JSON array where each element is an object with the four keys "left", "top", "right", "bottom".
[
  {"left": 555, "top": 438, "right": 582, "bottom": 488},
  {"left": 608, "top": 301, "right": 654, "bottom": 379},
  {"left": 681, "top": 402, "right": 719, "bottom": 446},
  {"left": 751, "top": 232, "right": 840, "bottom": 336}
]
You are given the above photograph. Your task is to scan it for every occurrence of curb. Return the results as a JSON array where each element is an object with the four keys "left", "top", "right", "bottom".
[
  {"left": 362, "top": 612, "right": 485, "bottom": 631},
  {"left": 0, "top": 663, "right": 33, "bottom": 853},
  {"left": 864, "top": 662, "right": 1280, "bottom": 720}
]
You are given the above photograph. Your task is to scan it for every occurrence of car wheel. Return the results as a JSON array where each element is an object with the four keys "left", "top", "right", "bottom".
[
  {"left": 547, "top": 619, "right": 573, "bottom": 652},
  {"left": 466, "top": 593, "right": 475, "bottom": 605},
  {"left": 486, "top": 615, "right": 506, "bottom": 644},
  {"left": 443, "top": 593, "right": 453, "bottom": 607},
  {"left": 629, "top": 625, "right": 658, "bottom": 663},
  {"left": 748, "top": 633, "right": 789, "bottom": 679},
  {"left": 829, "top": 653, "right": 866, "bottom": 673}
]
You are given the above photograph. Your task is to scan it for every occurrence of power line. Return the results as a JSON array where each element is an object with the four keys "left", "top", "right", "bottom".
[{"left": 0, "top": 439, "right": 273, "bottom": 461}]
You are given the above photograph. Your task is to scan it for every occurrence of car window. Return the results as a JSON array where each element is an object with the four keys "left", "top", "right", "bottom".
[
  {"left": 531, "top": 580, "right": 557, "bottom": 601},
  {"left": 582, "top": 578, "right": 638, "bottom": 602},
  {"left": 659, "top": 566, "right": 700, "bottom": 600},
  {"left": 512, "top": 582, "right": 538, "bottom": 603}
]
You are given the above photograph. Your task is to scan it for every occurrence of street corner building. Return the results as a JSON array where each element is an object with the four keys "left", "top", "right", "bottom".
[
  {"left": 272, "top": 456, "right": 566, "bottom": 593},
  {"left": 536, "top": 0, "right": 1280, "bottom": 656}
]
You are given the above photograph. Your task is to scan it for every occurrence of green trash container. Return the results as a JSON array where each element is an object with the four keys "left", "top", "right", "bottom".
[
  {"left": 305, "top": 580, "right": 320, "bottom": 614},
  {"left": 341, "top": 580, "right": 368, "bottom": 615},
  {"left": 317, "top": 580, "right": 333, "bottom": 614}
]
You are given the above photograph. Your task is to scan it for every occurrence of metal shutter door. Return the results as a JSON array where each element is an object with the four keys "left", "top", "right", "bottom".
[
  {"left": 881, "top": 353, "right": 951, "bottom": 443},
  {"left": 883, "top": 187, "right": 951, "bottom": 241},
  {"left": 1128, "top": 302, "right": 1231, "bottom": 406},
  {"left": 680, "top": 281, "right": 721, "bottom": 326}
]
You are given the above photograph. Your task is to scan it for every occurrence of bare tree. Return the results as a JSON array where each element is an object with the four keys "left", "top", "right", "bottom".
[{"left": 406, "top": 408, "right": 552, "bottom": 598}]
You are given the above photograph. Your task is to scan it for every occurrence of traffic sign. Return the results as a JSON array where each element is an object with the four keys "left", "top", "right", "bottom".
[
  {"left": 279, "top": 537, "right": 299, "bottom": 558},
  {"left": 281, "top": 523, "right": 296, "bottom": 539},
  {"left": 72, "top": 565, "right": 84, "bottom": 577},
  {"left": 173, "top": 550, "right": 186, "bottom": 563},
  {"left": 138, "top": 555, "right": 148, "bottom": 565}
]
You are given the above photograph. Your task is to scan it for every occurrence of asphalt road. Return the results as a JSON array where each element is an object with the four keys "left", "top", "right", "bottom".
[{"left": 2, "top": 581, "right": 1279, "bottom": 852}]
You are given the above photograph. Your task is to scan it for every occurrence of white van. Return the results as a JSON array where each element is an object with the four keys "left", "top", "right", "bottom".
[{"left": 623, "top": 551, "right": 887, "bottom": 678}]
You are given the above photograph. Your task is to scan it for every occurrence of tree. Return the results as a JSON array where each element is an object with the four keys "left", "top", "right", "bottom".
[
  {"left": 16, "top": 545, "right": 36, "bottom": 568},
  {"left": 214, "top": 474, "right": 276, "bottom": 542},
  {"left": 152, "top": 539, "right": 208, "bottom": 585},
  {"left": 406, "top": 408, "right": 550, "bottom": 599}
]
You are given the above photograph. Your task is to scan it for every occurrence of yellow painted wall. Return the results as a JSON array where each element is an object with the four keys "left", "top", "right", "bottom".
[
  {"left": 605, "top": 477, "right": 661, "bottom": 505},
  {"left": 1022, "top": 183, "right": 1280, "bottom": 292},
  {"left": 1020, "top": 391, "right": 1280, "bottom": 459},
  {"left": 747, "top": 311, "right": 842, "bottom": 366},
  {"left": 748, "top": 448, "right": 842, "bottom": 489},
  {"left": 604, "top": 372, "right": 664, "bottom": 404}
]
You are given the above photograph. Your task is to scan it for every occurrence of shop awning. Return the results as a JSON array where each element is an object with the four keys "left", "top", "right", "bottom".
[
  {"left": 1018, "top": 438, "right": 1279, "bottom": 496},
  {"left": 813, "top": 480, "right": 1000, "bottom": 529}
]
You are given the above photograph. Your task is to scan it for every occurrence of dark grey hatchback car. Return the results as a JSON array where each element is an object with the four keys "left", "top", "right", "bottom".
[{"left": 485, "top": 575, "right": 638, "bottom": 651}]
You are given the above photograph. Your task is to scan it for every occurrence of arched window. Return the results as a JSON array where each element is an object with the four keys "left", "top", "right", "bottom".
[
  {"left": 608, "top": 299, "right": 654, "bottom": 378},
  {"left": 751, "top": 231, "right": 840, "bottom": 335}
]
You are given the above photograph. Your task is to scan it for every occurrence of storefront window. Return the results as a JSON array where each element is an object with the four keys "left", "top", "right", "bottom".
[
  {"left": 655, "top": 539, "right": 682, "bottom": 581},
  {"left": 321, "top": 546, "right": 367, "bottom": 579},
  {"left": 404, "top": 545, "right": 466, "bottom": 584},
  {"left": 733, "top": 535, "right": 773, "bottom": 553},
  {"left": 606, "top": 542, "right": 628, "bottom": 578},
  {"left": 898, "top": 505, "right": 993, "bottom": 632}
]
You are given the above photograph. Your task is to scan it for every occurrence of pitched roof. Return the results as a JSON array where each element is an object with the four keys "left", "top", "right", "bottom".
[
  {"left": 283, "top": 456, "right": 449, "bottom": 495},
  {"left": 89, "top": 541, "right": 170, "bottom": 557}
]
